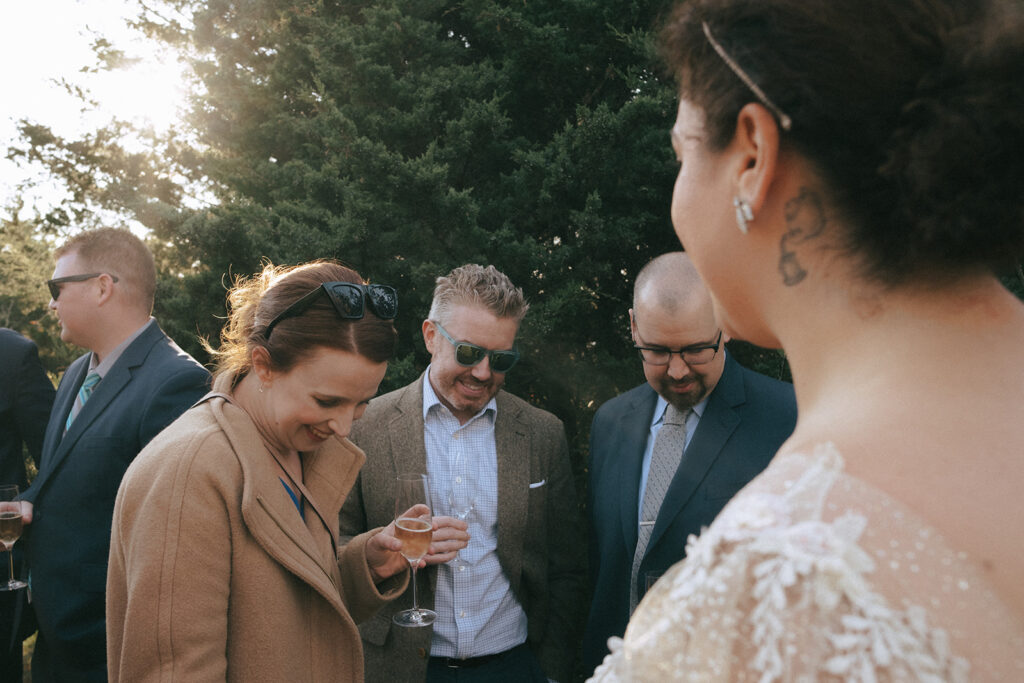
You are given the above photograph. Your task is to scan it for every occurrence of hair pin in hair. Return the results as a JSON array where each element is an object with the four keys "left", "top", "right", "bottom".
[{"left": 702, "top": 21, "right": 792, "bottom": 132}]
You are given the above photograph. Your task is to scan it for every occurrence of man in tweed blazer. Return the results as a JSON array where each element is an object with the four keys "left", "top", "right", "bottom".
[{"left": 340, "top": 264, "right": 585, "bottom": 683}]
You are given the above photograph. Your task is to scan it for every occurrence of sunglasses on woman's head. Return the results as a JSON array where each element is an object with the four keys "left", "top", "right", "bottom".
[
  {"left": 432, "top": 321, "right": 520, "bottom": 373},
  {"left": 264, "top": 282, "right": 397, "bottom": 339}
]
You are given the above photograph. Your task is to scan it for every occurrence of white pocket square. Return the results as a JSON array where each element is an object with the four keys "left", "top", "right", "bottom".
[{"left": 529, "top": 479, "right": 546, "bottom": 489}]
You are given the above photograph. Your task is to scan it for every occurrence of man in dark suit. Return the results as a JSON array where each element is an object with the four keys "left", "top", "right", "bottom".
[
  {"left": 0, "top": 328, "right": 55, "bottom": 681},
  {"left": 340, "top": 264, "right": 585, "bottom": 683},
  {"left": 19, "top": 228, "right": 210, "bottom": 683},
  {"left": 583, "top": 252, "right": 797, "bottom": 674}
]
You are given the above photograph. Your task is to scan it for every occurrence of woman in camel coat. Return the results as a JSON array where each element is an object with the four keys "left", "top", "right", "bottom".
[{"left": 107, "top": 261, "right": 413, "bottom": 682}]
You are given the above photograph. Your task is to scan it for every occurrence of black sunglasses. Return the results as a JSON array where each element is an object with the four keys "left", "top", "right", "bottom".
[
  {"left": 264, "top": 282, "right": 397, "bottom": 339},
  {"left": 47, "top": 273, "right": 119, "bottom": 300},
  {"left": 432, "top": 321, "right": 520, "bottom": 373}
]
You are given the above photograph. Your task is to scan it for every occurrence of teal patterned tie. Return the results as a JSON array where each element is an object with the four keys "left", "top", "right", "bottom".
[
  {"left": 630, "top": 404, "right": 689, "bottom": 613},
  {"left": 65, "top": 372, "right": 101, "bottom": 431}
]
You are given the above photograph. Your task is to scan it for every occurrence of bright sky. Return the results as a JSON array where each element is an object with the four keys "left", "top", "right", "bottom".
[{"left": 0, "top": 0, "right": 187, "bottom": 223}]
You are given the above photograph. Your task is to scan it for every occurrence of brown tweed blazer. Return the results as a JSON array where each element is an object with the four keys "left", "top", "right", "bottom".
[{"left": 339, "top": 373, "right": 586, "bottom": 683}]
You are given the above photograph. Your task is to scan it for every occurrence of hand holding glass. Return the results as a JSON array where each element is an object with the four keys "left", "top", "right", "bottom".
[
  {"left": 392, "top": 473, "right": 437, "bottom": 627},
  {"left": 0, "top": 485, "right": 27, "bottom": 591}
]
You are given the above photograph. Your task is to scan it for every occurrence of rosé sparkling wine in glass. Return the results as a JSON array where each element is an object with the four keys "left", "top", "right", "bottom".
[{"left": 392, "top": 473, "right": 437, "bottom": 627}]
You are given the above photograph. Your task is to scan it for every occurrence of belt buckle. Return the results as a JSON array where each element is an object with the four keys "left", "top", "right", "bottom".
[{"left": 445, "top": 657, "right": 465, "bottom": 669}]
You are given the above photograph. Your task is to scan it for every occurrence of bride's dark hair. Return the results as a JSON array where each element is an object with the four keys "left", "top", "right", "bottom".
[{"left": 661, "top": 0, "right": 1024, "bottom": 285}]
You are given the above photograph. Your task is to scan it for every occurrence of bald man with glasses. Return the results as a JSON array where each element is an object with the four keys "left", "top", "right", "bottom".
[
  {"left": 582, "top": 252, "right": 797, "bottom": 676},
  {"left": 340, "top": 264, "right": 585, "bottom": 683}
]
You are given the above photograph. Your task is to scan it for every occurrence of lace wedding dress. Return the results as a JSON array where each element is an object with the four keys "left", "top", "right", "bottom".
[{"left": 589, "top": 444, "right": 1024, "bottom": 682}]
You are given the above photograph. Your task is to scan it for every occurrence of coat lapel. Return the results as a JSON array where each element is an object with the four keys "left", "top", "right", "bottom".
[
  {"left": 388, "top": 376, "right": 429, "bottom": 480},
  {"left": 494, "top": 392, "right": 530, "bottom": 593},
  {"left": 207, "top": 389, "right": 355, "bottom": 618},
  {"left": 647, "top": 355, "right": 743, "bottom": 552},
  {"left": 617, "top": 387, "right": 658, "bottom": 553},
  {"left": 38, "top": 356, "right": 86, "bottom": 474}
]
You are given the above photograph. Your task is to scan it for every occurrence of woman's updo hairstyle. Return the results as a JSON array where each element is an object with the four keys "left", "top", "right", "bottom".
[
  {"left": 209, "top": 260, "right": 398, "bottom": 381},
  {"left": 661, "top": 0, "right": 1024, "bottom": 284}
]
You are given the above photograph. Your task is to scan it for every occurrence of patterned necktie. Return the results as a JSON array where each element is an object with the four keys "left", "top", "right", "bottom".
[
  {"left": 65, "top": 372, "right": 101, "bottom": 431},
  {"left": 630, "top": 404, "right": 689, "bottom": 613}
]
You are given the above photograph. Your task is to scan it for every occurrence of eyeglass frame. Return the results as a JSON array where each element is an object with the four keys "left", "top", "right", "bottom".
[
  {"left": 264, "top": 282, "right": 397, "bottom": 339},
  {"left": 634, "top": 330, "right": 723, "bottom": 366},
  {"left": 430, "top": 320, "right": 521, "bottom": 373},
  {"left": 47, "top": 273, "right": 119, "bottom": 300}
]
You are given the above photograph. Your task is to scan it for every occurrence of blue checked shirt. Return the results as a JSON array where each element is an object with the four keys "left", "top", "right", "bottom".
[{"left": 422, "top": 372, "right": 529, "bottom": 659}]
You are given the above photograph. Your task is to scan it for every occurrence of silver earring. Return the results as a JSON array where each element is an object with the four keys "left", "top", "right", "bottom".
[
  {"left": 733, "top": 197, "right": 754, "bottom": 234},
  {"left": 258, "top": 383, "right": 264, "bottom": 393}
]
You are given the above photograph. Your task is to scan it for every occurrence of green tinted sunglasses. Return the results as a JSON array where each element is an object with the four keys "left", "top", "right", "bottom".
[{"left": 432, "top": 321, "right": 520, "bottom": 373}]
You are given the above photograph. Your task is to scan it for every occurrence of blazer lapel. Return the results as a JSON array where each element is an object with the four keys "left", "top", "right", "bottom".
[
  {"left": 38, "top": 357, "right": 86, "bottom": 474},
  {"left": 617, "top": 387, "right": 658, "bottom": 553},
  {"left": 494, "top": 392, "right": 530, "bottom": 593},
  {"left": 647, "top": 355, "right": 743, "bottom": 552},
  {"left": 388, "top": 376, "right": 429, "bottom": 480},
  {"left": 209, "top": 393, "right": 351, "bottom": 617}
]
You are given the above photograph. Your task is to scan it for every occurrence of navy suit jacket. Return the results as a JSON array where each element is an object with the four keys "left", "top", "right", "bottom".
[
  {"left": 0, "top": 329, "right": 55, "bottom": 667},
  {"left": 583, "top": 354, "right": 797, "bottom": 674},
  {"left": 0, "top": 328, "right": 55, "bottom": 490},
  {"left": 21, "top": 320, "right": 209, "bottom": 683}
]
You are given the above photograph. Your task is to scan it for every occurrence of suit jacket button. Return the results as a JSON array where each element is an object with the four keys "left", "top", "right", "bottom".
[{"left": 418, "top": 647, "right": 427, "bottom": 659}]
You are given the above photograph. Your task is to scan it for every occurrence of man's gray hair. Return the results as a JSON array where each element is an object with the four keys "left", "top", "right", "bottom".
[{"left": 428, "top": 264, "right": 529, "bottom": 325}]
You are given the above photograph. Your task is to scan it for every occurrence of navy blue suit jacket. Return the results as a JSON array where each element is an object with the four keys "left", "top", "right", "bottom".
[
  {"left": 0, "top": 329, "right": 55, "bottom": 672},
  {"left": 21, "top": 320, "right": 209, "bottom": 683},
  {"left": 0, "top": 328, "right": 55, "bottom": 490},
  {"left": 583, "top": 354, "right": 796, "bottom": 674}
]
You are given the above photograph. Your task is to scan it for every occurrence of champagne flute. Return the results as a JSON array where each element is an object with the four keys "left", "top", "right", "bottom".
[
  {"left": 392, "top": 473, "right": 437, "bottom": 627},
  {"left": 0, "top": 485, "right": 27, "bottom": 591},
  {"left": 446, "top": 453, "right": 475, "bottom": 568}
]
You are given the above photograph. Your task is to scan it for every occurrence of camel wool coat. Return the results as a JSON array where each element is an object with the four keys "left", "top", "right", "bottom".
[{"left": 107, "top": 374, "right": 408, "bottom": 682}]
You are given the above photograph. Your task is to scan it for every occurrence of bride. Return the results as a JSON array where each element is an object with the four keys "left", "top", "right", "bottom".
[{"left": 591, "top": 0, "right": 1024, "bottom": 680}]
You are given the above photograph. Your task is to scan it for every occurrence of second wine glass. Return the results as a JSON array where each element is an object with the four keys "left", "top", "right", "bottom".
[
  {"left": 446, "top": 452, "right": 475, "bottom": 568},
  {"left": 392, "top": 473, "right": 437, "bottom": 627},
  {"left": 0, "top": 485, "right": 28, "bottom": 592}
]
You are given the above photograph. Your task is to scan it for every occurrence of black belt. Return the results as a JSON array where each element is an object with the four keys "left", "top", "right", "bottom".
[{"left": 431, "top": 643, "right": 527, "bottom": 669}]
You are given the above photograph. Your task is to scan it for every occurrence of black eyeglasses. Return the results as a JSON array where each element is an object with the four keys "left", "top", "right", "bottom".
[
  {"left": 635, "top": 330, "right": 722, "bottom": 366},
  {"left": 432, "top": 321, "right": 520, "bottom": 373},
  {"left": 47, "top": 273, "right": 119, "bottom": 300},
  {"left": 264, "top": 282, "right": 397, "bottom": 339}
]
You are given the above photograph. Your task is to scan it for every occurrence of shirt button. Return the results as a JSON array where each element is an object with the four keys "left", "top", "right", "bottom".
[
  {"left": 460, "top": 611, "right": 466, "bottom": 618},
  {"left": 455, "top": 476, "right": 462, "bottom": 483},
  {"left": 458, "top": 565, "right": 465, "bottom": 572}
]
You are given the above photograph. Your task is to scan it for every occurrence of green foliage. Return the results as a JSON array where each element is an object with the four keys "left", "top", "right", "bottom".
[
  {"left": 0, "top": 207, "right": 78, "bottom": 374},
  {"left": 11, "top": 0, "right": 773, "bottom": 476}
]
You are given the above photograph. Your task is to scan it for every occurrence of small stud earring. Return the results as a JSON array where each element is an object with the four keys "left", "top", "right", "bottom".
[{"left": 733, "top": 197, "right": 754, "bottom": 234}]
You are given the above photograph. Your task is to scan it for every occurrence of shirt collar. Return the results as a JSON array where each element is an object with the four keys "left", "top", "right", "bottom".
[
  {"left": 88, "top": 317, "right": 155, "bottom": 379},
  {"left": 421, "top": 365, "right": 498, "bottom": 423},
  {"left": 651, "top": 392, "right": 708, "bottom": 429}
]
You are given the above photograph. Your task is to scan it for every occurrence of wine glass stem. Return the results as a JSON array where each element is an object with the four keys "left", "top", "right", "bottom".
[
  {"left": 6, "top": 548, "right": 14, "bottom": 585},
  {"left": 410, "top": 562, "right": 420, "bottom": 614}
]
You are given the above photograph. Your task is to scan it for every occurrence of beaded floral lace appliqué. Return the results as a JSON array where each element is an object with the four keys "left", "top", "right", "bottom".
[{"left": 589, "top": 444, "right": 973, "bottom": 683}]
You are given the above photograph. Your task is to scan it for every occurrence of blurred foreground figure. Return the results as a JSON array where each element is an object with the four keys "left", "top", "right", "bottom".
[{"left": 592, "top": 0, "right": 1024, "bottom": 680}]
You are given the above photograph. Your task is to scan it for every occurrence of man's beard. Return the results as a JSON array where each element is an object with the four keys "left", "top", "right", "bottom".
[{"left": 659, "top": 375, "right": 708, "bottom": 412}]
